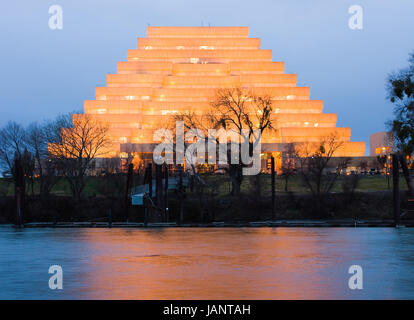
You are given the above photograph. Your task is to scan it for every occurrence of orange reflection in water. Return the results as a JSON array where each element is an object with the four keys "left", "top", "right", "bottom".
[{"left": 71, "top": 228, "right": 356, "bottom": 299}]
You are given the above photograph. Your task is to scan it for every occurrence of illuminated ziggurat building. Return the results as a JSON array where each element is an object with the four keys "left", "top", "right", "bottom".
[{"left": 74, "top": 26, "right": 365, "bottom": 168}]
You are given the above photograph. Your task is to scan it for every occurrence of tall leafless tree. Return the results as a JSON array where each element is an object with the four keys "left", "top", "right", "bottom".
[
  {"left": 26, "top": 121, "right": 61, "bottom": 198},
  {"left": 206, "top": 87, "right": 274, "bottom": 195},
  {"left": 0, "top": 121, "right": 26, "bottom": 175},
  {"left": 211, "top": 88, "right": 274, "bottom": 195},
  {"left": 295, "top": 133, "right": 349, "bottom": 214},
  {"left": 280, "top": 143, "right": 296, "bottom": 192},
  {"left": 48, "top": 113, "right": 109, "bottom": 201}
]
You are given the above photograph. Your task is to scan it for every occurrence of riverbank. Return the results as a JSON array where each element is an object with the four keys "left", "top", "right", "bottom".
[
  {"left": 10, "top": 218, "right": 414, "bottom": 228},
  {"left": 1, "top": 188, "right": 412, "bottom": 224}
]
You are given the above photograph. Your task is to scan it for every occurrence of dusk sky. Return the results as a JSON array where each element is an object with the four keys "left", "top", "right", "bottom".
[{"left": 0, "top": 0, "right": 413, "bottom": 154}]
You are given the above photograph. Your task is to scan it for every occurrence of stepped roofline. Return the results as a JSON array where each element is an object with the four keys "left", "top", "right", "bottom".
[{"left": 147, "top": 26, "right": 250, "bottom": 38}]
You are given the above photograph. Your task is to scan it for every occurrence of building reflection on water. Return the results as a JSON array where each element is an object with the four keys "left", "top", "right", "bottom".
[{"left": 0, "top": 227, "right": 413, "bottom": 299}]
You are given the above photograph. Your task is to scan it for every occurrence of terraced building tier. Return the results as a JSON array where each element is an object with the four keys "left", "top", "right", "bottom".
[{"left": 75, "top": 26, "right": 365, "bottom": 165}]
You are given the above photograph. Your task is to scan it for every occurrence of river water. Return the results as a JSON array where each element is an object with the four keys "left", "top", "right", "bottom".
[{"left": 0, "top": 226, "right": 413, "bottom": 299}]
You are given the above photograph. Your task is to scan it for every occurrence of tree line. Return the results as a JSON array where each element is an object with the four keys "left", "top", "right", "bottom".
[{"left": 0, "top": 113, "right": 109, "bottom": 201}]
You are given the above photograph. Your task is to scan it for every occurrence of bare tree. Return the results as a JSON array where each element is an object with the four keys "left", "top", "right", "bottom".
[
  {"left": 0, "top": 121, "right": 26, "bottom": 175},
  {"left": 280, "top": 143, "right": 296, "bottom": 192},
  {"left": 173, "top": 87, "right": 274, "bottom": 196},
  {"left": 48, "top": 113, "right": 109, "bottom": 201},
  {"left": 172, "top": 111, "right": 209, "bottom": 176},
  {"left": 20, "top": 148, "right": 35, "bottom": 195},
  {"left": 170, "top": 111, "right": 209, "bottom": 197},
  {"left": 209, "top": 87, "right": 274, "bottom": 196},
  {"left": 295, "top": 133, "right": 349, "bottom": 214},
  {"left": 26, "top": 122, "right": 61, "bottom": 198}
]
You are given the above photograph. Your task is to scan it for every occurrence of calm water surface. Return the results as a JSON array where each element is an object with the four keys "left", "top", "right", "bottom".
[{"left": 0, "top": 226, "right": 413, "bottom": 299}]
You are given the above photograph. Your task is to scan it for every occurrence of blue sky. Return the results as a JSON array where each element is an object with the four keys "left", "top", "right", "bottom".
[{"left": 0, "top": 0, "right": 413, "bottom": 154}]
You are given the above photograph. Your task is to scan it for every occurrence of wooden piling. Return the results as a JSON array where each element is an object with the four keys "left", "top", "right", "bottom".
[
  {"left": 14, "top": 158, "right": 24, "bottom": 228},
  {"left": 164, "top": 163, "right": 169, "bottom": 222},
  {"left": 144, "top": 195, "right": 148, "bottom": 227},
  {"left": 147, "top": 163, "right": 153, "bottom": 221},
  {"left": 179, "top": 166, "right": 184, "bottom": 224},
  {"left": 124, "top": 163, "right": 133, "bottom": 222},
  {"left": 155, "top": 164, "right": 163, "bottom": 221},
  {"left": 148, "top": 163, "right": 153, "bottom": 198},
  {"left": 16, "top": 188, "right": 22, "bottom": 227},
  {"left": 392, "top": 154, "right": 400, "bottom": 226},
  {"left": 155, "top": 164, "right": 160, "bottom": 206},
  {"left": 108, "top": 208, "right": 112, "bottom": 228},
  {"left": 271, "top": 156, "right": 276, "bottom": 220}
]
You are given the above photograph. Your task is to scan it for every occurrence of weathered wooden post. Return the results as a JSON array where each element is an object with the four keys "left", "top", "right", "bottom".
[
  {"left": 143, "top": 195, "right": 148, "bottom": 227},
  {"left": 164, "top": 163, "right": 169, "bottom": 222},
  {"left": 16, "top": 188, "right": 22, "bottom": 227},
  {"left": 179, "top": 166, "right": 184, "bottom": 224},
  {"left": 14, "top": 158, "right": 24, "bottom": 228},
  {"left": 108, "top": 208, "right": 112, "bottom": 228},
  {"left": 148, "top": 163, "right": 153, "bottom": 199},
  {"left": 124, "top": 163, "right": 133, "bottom": 222},
  {"left": 155, "top": 164, "right": 159, "bottom": 204},
  {"left": 155, "top": 164, "right": 160, "bottom": 206},
  {"left": 147, "top": 163, "right": 153, "bottom": 221},
  {"left": 155, "top": 163, "right": 164, "bottom": 221},
  {"left": 392, "top": 154, "right": 400, "bottom": 226},
  {"left": 271, "top": 156, "right": 276, "bottom": 220}
]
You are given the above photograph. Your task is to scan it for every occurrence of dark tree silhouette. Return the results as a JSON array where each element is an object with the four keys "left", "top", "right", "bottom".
[{"left": 387, "top": 51, "right": 414, "bottom": 154}]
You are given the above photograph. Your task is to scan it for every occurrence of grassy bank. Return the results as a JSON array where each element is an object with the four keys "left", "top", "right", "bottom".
[
  {"left": 0, "top": 174, "right": 410, "bottom": 224},
  {"left": 0, "top": 174, "right": 403, "bottom": 197}
]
